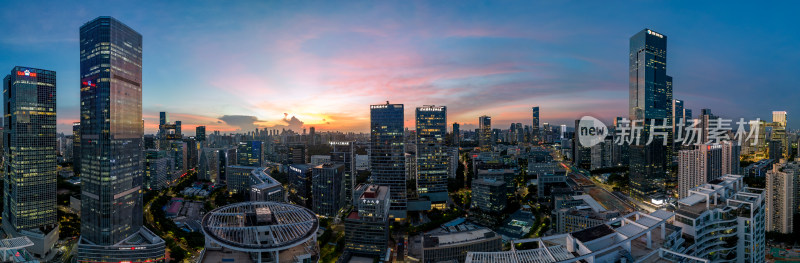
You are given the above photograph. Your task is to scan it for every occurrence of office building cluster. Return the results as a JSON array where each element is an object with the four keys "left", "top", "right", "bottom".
[{"left": 3, "top": 12, "right": 786, "bottom": 263}]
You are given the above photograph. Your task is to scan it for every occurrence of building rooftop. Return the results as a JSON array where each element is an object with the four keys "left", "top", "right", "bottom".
[
  {"left": 201, "top": 201, "right": 318, "bottom": 251},
  {"left": 571, "top": 224, "right": 615, "bottom": 243},
  {"left": 465, "top": 210, "right": 695, "bottom": 263},
  {"left": 423, "top": 228, "right": 498, "bottom": 248},
  {"left": 200, "top": 248, "right": 254, "bottom": 263},
  {"left": 571, "top": 194, "right": 606, "bottom": 212},
  {"left": 359, "top": 184, "right": 389, "bottom": 201}
]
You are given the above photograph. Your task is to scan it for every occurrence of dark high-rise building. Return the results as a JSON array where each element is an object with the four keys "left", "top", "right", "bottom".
[
  {"left": 143, "top": 150, "right": 170, "bottom": 191},
  {"left": 77, "top": 16, "right": 165, "bottom": 262},
  {"left": 312, "top": 163, "right": 345, "bottom": 217},
  {"left": 195, "top": 125, "right": 206, "bottom": 141},
  {"left": 331, "top": 141, "right": 356, "bottom": 203},
  {"left": 288, "top": 143, "right": 306, "bottom": 164},
  {"left": 532, "top": 106, "right": 540, "bottom": 142},
  {"left": 3, "top": 67, "right": 59, "bottom": 257},
  {"left": 184, "top": 138, "right": 199, "bottom": 169},
  {"left": 698, "top": 109, "right": 715, "bottom": 146},
  {"left": 628, "top": 28, "right": 672, "bottom": 199},
  {"left": 72, "top": 122, "right": 81, "bottom": 175},
  {"left": 370, "top": 102, "right": 406, "bottom": 218},
  {"left": 288, "top": 164, "right": 313, "bottom": 208},
  {"left": 237, "top": 140, "right": 262, "bottom": 166},
  {"left": 159, "top": 111, "right": 167, "bottom": 126},
  {"left": 308, "top": 126, "right": 316, "bottom": 145},
  {"left": 452, "top": 122, "right": 460, "bottom": 146},
  {"left": 415, "top": 105, "right": 448, "bottom": 207},
  {"left": 672, "top": 99, "right": 684, "bottom": 129},
  {"left": 478, "top": 115, "right": 492, "bottom": 152},
  {"left": 769, "top": 140, "right": 782, "bottom": 161}
]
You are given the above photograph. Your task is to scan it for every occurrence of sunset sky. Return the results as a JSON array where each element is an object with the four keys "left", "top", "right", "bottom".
[{"left": 1, "top": 1, "right": 798, "bottom": 134}]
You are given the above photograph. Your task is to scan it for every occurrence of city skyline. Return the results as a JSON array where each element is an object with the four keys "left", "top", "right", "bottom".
[
  {"left": 0, "top": 4, "right": 793, "bottom": 262},
  {"left": 1, "top": 1, "right": 799, "bottom": 135}
]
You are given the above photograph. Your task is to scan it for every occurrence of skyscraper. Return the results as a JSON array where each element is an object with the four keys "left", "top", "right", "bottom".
[
  {"left": 330, "top": 141, "right": 356, "bottom": 203},
  {"left": 312, "top": 163, "right": 345, "bottom": 217},
  {"left": 308, "top": 126, "right": 316, "bottom": 145},
  {"left": 345, "top": 184, "right": 391, "bottom": 256},
  {"left": 478, "top": 115, "right": 492, "bottom": 152},
  {"left": 72, "top": 122, "right": 81, "bottom": 175},
  {"left": 157, "top": 111, "right": 182, "bottom": 144},
  {"left": 370, "top": 102, "right": 406, "bottom": 218},
  {"left": 77, "top": 16, "right": 165, "bottom": 262},
  {"left": 672, "top": 99, "right": 684, "bottom": 138},
  {"left": 765, "top": 160, "right": 796, "bottom": 234},
  {"left": 195, "top": 125, "right": 206, "bottom": 141},
  {"left": 532, "top": 106, "right": 540, "bottom": 142},
  {"left": 415, "top": 105, "right": 448, "bottom": 207},
  {"left": 3, "top": 67, "right": 59, "bottom": 257},
  {"left": 628, "top": 28, "right": 673, "bottom": 199},
  {"left": 773, "top": 111, "right": 787, "bottom": 126},
  {"left": 452, "top": 122, "right": 460, "bottom": 146},
  {"left": 677, "top": 144, "right": 722, "bottom": 198}
]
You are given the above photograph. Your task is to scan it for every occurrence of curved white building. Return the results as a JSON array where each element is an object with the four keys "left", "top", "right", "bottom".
[{"left": 200, "top": 202, "right": 319, "bottom": 263}]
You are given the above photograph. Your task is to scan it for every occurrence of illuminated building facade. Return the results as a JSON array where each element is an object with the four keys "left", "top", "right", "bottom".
[
  {"left": 3, "top": 66, "right": 59, "bottom": 257},
  {"left": 158, "top": 111, "right": 182, "bottom": 142},
  {"left": 77, "top": 16, "right": 165, "bottom": 262},
  {"left": 236, "top": 140, "right": 262, "bottom": 166},
  {"left": 478, "top": 115, "right": 492, "bottom": 152},
  {"left": 370, "top": 102, "right": 406, "bottom": 218},
  {"left": 330, "top": 141, "right": 356, "bottom": 203},
  {"left": 345, "top": 184, "right": 391, "bottom": 257},
  {"left": 312, "top": 163, "right": 345, "bottom": 217},
  {"left": 415, "top": 105, "right": 448, "bottom": 207},
  {"left": 628, "top": 28, "right": 673, "bottom": 199}
]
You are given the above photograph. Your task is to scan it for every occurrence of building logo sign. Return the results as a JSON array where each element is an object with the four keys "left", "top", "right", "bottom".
[{"left": 16, "top": 69, "right": 37, "bottom": 77}]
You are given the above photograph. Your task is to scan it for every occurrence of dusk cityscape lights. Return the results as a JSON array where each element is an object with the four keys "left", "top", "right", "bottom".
[{"left": 0, "top": 2, "right": 798, "bottom": 263}]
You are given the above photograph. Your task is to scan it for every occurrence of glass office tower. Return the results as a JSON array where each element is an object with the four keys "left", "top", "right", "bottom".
[
  {"left": 452, "top": 122, "right": 460, "bottom": 146},
  {"left": 478, "top": 115, "right": 492, "bottom": 152},
  {"left": 628, "top": 28, "right": 673, "bottom": 199},
  {"left": 77, "top": 16, "right": 165, "bottom": 262},
  {"left": 532, "top": 106, "right": 540, "bottom": 142},
  {"left": 330, "top": 141, "right": 356, "bottom": 203},
  {"left": 415, "top": 105, "right": 448, "bottom": 207},
  {"left": 237, "top": 140, "right": 263, "bottom": 166},
  {"left": 370, "top": 102, "right": 406, "bottom": 218},
  {"left": 196, "top": 125, "right": 206, "bottom": 141},
  {"left": 3, "top": 67, "right": 59, "bottom": 257},
  {"left": 72, "top": 122, "right": 81, "bottom": 175}
]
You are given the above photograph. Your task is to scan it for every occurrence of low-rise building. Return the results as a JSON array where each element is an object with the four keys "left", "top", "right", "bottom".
[
  {"left": 470, "top": 178, "right": 506, "bottom": 213},
  {"left": 673, "top": 174, "right": 766, "bottom": 262},
  {"left": 552, "top": 194, "right": 621, "bottom": 234},
  {"left": 421, "top": 226, "right": 502, "bottom": 263}
]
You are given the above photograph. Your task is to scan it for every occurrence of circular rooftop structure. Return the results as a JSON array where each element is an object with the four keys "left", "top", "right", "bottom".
[{"left": 201, "top": 201, "right": 319, "bottom": 252}]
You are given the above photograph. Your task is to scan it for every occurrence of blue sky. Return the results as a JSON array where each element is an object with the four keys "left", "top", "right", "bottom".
[{"left": 1, "top": 1, "right": 797, "bottom": 134}]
